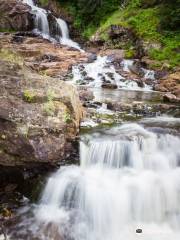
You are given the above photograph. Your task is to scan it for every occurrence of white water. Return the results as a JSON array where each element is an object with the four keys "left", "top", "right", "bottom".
[
  {"left": 23, "top": 0, "right": 50, "bottom": 38},
  {"left": 23, "top": 0, "right": 81, "bottom": 50},
  {"left": 72, "top": 56, "right": 153, "bottom": 90},
  {"left": 56, "top": 18, "right": 82, "bottom": 51},
  {"left": 34, "top": 123, "right": 180, "bottom": 240}
]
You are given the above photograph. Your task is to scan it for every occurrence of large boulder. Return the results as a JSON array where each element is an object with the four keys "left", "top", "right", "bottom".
[
  {"left": 0, "top": 0, "right": 34, "bottom": 31},
  {"left": 0, "top": 50, "right": 83, "bottom": 167}
]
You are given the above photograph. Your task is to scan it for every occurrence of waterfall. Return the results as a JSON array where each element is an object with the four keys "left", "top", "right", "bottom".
[
  {"left": 56, "top": 18, "right": 82, "bottom": 51},
  {"left": 33, "top": 123, "right": 180, "bottom": 240},
  {"left": 23, "top": 0, "right": 82, "bottom": 50},
  {"left": 23, "top": 0, "right": 50, "bottom": 38}
]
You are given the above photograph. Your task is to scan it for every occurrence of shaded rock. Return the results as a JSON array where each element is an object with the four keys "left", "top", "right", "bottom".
[{"left": 0, "top": 0, "right": 34, "bottom": 31}]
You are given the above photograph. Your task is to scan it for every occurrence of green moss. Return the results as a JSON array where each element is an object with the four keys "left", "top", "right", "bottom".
[
  {"left": 0, "top": 28, "right": 16, "bottom": 33},
  {"left": 125, "top": 49, "right": 136, "bottom": 59},
  {"left": 23, "top": 90, "right": 36, "bottom": 103},
  {"left": 0, "top": 49, "right": 23, "bottom": 65},
  {"left": 63, "top": 112, "right": 72, "bottom": 123}
]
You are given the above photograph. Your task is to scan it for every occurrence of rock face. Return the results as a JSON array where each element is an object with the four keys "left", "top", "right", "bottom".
[
  {"left": 0, "top": 0, "right": 34, "bottom": 31},
  {"left": 0, "top": 43, "right": 84, "bottom": 167}
]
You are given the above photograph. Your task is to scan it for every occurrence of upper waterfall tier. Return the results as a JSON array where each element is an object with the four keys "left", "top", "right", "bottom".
[{"left": 22, "top": 0, "right": 81, "bottom": 50}]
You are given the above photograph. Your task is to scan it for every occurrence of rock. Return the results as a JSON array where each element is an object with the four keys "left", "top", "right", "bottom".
[
  {"left": 99, "top": 49, "right": 124, "bottom": 60},
  {"left": 129, "top": 61, "right": 144, "bottom": 77},
  {"left": 163, "top": 93, "right": 180, "bottom": 103},
  {"left": 0, "top": 53, "right": 83, "bottom": 167},
  {"left": 154, "top": 70, "right": 168, "bottom": 79},
  {"left": 84, "top": 77, "right": 94, "bottom": 82},
  {"left": 0, "top": 0, "right": 34, "bottom": 31},
  {"left": 102, "top": 83, "right": 118, "bottom": 89},
  {"left": 136, "top": 229, "right": 142, "bottom": 234},
  {"left": 135, "top": 79, "right": 145, "bottom": 88},
  {"left": 87, "top": 53, "right": 97, "bottom": 63},
  {"left": 156, "top": 72, "right": 180, "bottom": 97},
  {"left": 0, "top": 34, "right": 88, "bottom": 78},
  {"left": 106, "top": 72, "right": 115, "bottom": 81},
  {"left": 78, "top": 88, "right": 94, "bottom": 103}
]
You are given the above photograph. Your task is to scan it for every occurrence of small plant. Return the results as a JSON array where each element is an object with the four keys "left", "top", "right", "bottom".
[
  {"left": 47, "top": 89, "right": 55, "bottom": 101},
  {"left": 125, "top": 49, "right": 135, "bottom": 58},
  {"left": 43, "top": 101, "right": 55, "bottom": 116},
  {"left": 23, "top": 90, "right": 36, "bottom": 103},
  {"left": 64, "top": 112, "right": 72, "bottom": 123}
]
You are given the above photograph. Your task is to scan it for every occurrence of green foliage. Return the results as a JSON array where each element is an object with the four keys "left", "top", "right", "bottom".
[
  {"left": 125, "top": 49, "right": 135, "bottom": 59},
  {"left": 39, "top": 0, "right": 49, "bottom": 6},
  {"left": 58, "top": 0, "right": 180, "bottom": 67},
  {"left": 148, "top": 33, "right": 180, "bottom": 67},
  {"left": 58, "top": 0, "right": 121, "bottom": 38}
]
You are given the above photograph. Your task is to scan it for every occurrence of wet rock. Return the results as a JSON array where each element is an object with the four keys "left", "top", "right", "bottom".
[
  {"left": 106, "top": 72, "right": 115, "bottom": 81},
  {"left": 102, "top": 83, "right": 118, "bottom": 89},
  {"left": 154, "top": 70, "right": 168, "bottom": 80},
  {"left": 84, "top": 76, "right": 94, "bottom": 82},
  {"left": 78, "top": 88, "right": 94, "bottom": 103},
  {"left": 163, "top": 93, "right": 180, "bottom": 103},
  {"left": 0, "top": 0, "right": 34, "bottom": 31},
  {"left": 135, "top": 79, "right": 145, "bottom": 88},
  {"left": 136, "top": 229, "right": 142, "bottom": 233},
  {"left": 87, "top": 53, "right": 97, "bottom": 63},
  {"left": 129, "top": 61, "right": 144, "bottom": 77}
]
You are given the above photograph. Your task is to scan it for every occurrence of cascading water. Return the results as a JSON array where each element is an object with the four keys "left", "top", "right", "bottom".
[
  {"left": 23, "top": 0, "right": 50, "bottom": 38},
  {"left": 72, "top": 56, "right": 154, "bottom": 90},
  {"left": 11, "top": 122, "right": 180, "bottom": 240},
  {"left": 23, "top": 0, "right": 81, "bottom": 50},
  {"left": 56, "top": 18, "right": 82, "bottom": 51}
]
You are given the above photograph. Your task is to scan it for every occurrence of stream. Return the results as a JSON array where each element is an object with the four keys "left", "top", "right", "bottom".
[{"left": 2, "top": 1, "right": 180, "bottom": 240}]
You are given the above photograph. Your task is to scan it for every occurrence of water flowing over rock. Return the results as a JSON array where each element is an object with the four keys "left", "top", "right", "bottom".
[
  {"left": 23, "top": 0, "right": 82, "bottom": 50},
  {"left": 9, "top": 122, "right": 180, "bottom": 240},
  {"left": 72, "top": 56, "right": 155, "bottom": 90}
]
